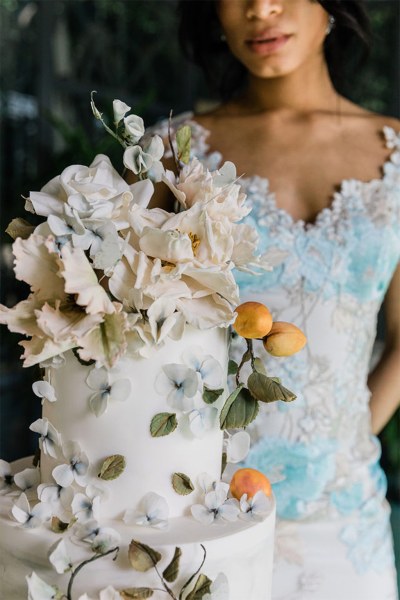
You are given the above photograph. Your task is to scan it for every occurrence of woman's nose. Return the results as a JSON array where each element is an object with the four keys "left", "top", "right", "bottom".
[{"left": 245, "top": 0, "right": 283, "bottom": 20}]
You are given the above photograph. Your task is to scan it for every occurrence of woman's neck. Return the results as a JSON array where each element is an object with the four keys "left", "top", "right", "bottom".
[{"left": 233, "top": 55, "right": 340, "bottom": 117}]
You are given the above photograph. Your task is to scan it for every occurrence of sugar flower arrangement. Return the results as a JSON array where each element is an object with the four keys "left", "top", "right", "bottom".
[{"left": 0, "top": 94, "right": 271, "bottom": 369}]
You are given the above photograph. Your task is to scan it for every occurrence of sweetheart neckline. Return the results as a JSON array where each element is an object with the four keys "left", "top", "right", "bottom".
[{"left": 181, "top": 114, "right": 399, "bottom": 232}]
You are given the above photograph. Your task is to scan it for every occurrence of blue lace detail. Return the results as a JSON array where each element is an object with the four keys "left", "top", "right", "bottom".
[{"left": 245, "top": 437, "right": 337, "bottom": 520}]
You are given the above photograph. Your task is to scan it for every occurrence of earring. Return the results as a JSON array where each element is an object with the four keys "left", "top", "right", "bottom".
[
  {"left": 326, "top": 14, "right": 335, "bottom": 35},
  {"left": 220, "top": 32, "right": 227, "bottom": 42}
]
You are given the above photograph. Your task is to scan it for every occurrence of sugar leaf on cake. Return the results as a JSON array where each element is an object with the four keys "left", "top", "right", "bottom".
[{"left": 98, "top": 454, "right": 126, "bottom": 481}]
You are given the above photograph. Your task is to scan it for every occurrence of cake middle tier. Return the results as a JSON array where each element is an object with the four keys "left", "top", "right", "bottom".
[{"left": 40, "top": 326, "right": 229, "bottom": 520}]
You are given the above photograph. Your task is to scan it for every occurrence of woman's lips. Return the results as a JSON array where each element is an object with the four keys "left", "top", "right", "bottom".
[{"left": 246, "top": 34, "right": 292, "bottom": 56}]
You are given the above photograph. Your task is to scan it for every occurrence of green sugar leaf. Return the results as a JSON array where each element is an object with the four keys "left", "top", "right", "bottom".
[
  {"left": 120, "top": 588, "right": 154, "bottom": 599},
  {"left": 98, "top": 454, "right": 126, "bottom": 480},
  {"left": 253, "top": 357, "right": 267, "bottom": 375},
  {"left": 228, "top": 359, "right": 239, "bottom": 375},
  {"left": 5, "top": 217, "right": 35, "bottom": 240},
  {"left": 150, "top": 412, "right": 178, "bottom": 437},
  {"left": 248, "top": 372, "right": 296, "bottom": 403},
  {"left": 172, "top": 472, "right": 194, "bottom": 495},
  {"left": 176, "top": 125, "right": 191, "bottom": 163},
  {"left": 202, "top": 387, "right": 224, "bottom": 404},
  {"left": 220, "top": 386, "right": 259, "bottom": 429},
  {"left": 128, "top": 540, "right": 161, "bottom": 572},
  {"left": 186, "top": 573, "right": 212, "bottom": 600},
  {"left": 162, "top": 546, "right": 182, "bottom": 582}
]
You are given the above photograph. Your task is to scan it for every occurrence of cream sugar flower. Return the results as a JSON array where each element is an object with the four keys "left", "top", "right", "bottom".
[{"left": 1, "top": 95, "right": 271, "bottom": 367}]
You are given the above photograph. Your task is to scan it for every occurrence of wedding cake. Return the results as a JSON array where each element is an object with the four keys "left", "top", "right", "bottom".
[{"left": 0, "top": 96, "right": 299, "bottom": 600}]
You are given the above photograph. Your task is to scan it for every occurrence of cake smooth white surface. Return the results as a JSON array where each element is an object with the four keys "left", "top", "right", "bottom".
[
  {"left": 0, "top": 464, "right": 276, "bottom": 600},
  {"left": 41, "top": 326, "right": 228, "bottom": 520}
]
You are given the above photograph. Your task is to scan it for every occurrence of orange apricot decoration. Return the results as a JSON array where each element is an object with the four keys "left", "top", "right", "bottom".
[
  {"left": 229, "top": 467, "right": 272, "bottom": 500},
  {"left": 233, "top": 301, "right": 273, "bottom": 339},
  {"left": 263, "top": 321, "right": 307, "bottom": 357}
]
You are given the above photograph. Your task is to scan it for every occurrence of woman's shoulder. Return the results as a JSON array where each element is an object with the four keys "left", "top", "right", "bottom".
[{"left": 337, "top": 99, "right": 399, "bottom": 139}]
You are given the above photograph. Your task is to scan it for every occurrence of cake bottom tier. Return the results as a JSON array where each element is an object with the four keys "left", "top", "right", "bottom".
[{"left": 0, "top": 478, "right": 275, "bottom": 600}]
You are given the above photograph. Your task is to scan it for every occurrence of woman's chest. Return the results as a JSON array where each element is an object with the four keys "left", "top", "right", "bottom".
[
  {"left": 235, "top": 175, "right": 400, "bottom": 305},
  {"left": 204, "top": 120, "right": 391, "bottom": 225}
]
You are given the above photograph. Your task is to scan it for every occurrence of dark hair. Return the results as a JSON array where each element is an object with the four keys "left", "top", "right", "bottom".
[{"left": 177, "top": 0, "right": 372, "bottom": 101}]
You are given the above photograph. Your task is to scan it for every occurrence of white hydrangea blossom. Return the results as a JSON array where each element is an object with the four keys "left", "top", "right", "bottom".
[
  {"left": 12, "top": 493, "right": 52, "bottom": 528},
  {"left": 86, "top": 366, "right": 131, "bottom": 417},
  {"left": 123, "top": 491, "right": 169, "bottom": 529},
  {"left": 52, "top": 441, "right": 89, "bottom": 488},
  {"left": 29, "top": 418, "right": 61, "bottom": 459},
  {"left": 155, "top": 364, "right": 199, "bottom": 412},
  {"left": 191, "top": 482, "right": 239, "bottom": 525}
]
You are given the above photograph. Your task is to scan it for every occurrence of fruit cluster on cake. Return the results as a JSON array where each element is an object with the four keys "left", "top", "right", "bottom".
[{"left": 0, "top": 96, "right": 305, "bottom": 600}]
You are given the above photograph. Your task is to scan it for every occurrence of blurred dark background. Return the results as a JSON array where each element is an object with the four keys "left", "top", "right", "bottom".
[{"left": 0, "top": 0, "right": 399, "bottom": 577}]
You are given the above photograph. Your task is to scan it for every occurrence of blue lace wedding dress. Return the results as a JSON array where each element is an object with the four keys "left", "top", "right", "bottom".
[{"left": 155, "top": 115, "right": 400, "bottom": 600}]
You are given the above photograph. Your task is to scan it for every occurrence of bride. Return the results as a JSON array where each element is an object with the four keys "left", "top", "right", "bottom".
[{"left": 150, "top": 0, "right": 400, "bottom": 598}]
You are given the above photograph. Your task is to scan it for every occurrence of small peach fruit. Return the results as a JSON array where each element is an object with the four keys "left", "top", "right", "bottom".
[
  {"left": 229, "top": 467, "right": 272, "bottom": 500},
  {"left": 263, "top": 321, "right": 307, "bottom": 357},
  {"left": 233, "top": 301, "right": 273, "bottom": 339}
]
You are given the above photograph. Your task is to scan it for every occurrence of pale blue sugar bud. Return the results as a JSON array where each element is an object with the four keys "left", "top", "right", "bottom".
[
  {"left": 123, "top": 145, "right": 152, "bottom": 175},
  {"left": 124, "top": 114, "right": 145, "bottom": 143},
  {"left": 143, "top": 134, "right": 164, "bottom": 161},
  {"left": 113, "top": 99, "right": 131, "bottom": 125}
]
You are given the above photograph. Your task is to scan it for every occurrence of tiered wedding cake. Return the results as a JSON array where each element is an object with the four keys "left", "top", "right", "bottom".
[{"left": 0, "top": 97, "right": 296, "bottom": 600}]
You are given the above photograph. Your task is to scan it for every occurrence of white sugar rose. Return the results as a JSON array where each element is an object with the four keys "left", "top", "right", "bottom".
[{"left": 28, "top": 154, "right": 135, "bottom": 231}]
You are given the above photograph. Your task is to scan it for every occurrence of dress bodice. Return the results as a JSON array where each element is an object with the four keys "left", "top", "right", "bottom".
[{"left": 153, "top": 114, "right": 400, "bottom": 523}]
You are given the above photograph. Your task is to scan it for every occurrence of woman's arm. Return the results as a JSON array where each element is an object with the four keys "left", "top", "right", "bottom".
[{"left": 368, "top": 262, "right": 400, "bottom": 434}]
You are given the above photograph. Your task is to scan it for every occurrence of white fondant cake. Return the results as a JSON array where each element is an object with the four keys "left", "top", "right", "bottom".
[
  {"left": 41, "top": 326, "right": 229, "bottom": 520},
  {"left": 0, "top": 459, "right": 275, "bottom": 600},
  {"left": 0, "top": 329, "right": 276, "bottom": 600}
]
